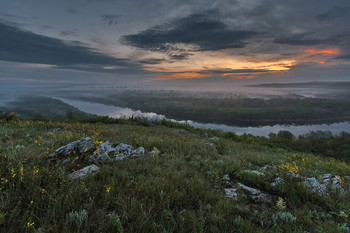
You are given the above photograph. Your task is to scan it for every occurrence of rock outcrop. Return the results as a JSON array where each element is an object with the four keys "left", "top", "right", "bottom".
[
  {"left": 91, "top": 142, "right": 145, "bottom": 162},
  {"left": 49, "top": 137, "right": 95, "bottom": 158}
]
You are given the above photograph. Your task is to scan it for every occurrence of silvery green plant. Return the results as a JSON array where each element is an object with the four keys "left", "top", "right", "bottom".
[
  {"left": 340, "top": 223, "right": 350, "bottom": 233},
  {"left": 276, "top": 211, "right": 297, "bottom": 223},
  {"left": 65, "top": 209, "right": 88, "bottom": 227}
]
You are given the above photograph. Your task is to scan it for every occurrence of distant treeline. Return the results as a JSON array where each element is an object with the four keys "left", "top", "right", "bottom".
[
  {"left": 0, "top": 96, "right": 92, "bottom": 119},
  {"left": 76, "top": 93, "right": 350, "bottom": 126},
  {"left": 225, "top": 130, "right": 350, "bottom": 162}
]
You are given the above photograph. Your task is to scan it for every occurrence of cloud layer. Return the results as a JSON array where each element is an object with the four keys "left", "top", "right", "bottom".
[
  {"left": 0, "top": 20, "right": 143, "bottom": 73},
  {"left": 0, "top": 0, "right": 349, "bottom": 84},
  {"left": 121, "top": 13, "right": 258, "bottom": 53}
]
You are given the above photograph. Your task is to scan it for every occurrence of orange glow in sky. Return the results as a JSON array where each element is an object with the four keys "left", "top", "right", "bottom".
[
  {"left": 304, "top": 48, "right": 340, "bottom": 55},
  {"left": 145, "top": 52, "right": 296, "bottom": 74},
  {"left": 144, "top": 48, "right": 342, "bottom": 80},
  {"left": 157, "top": 72, "right": 210, "bottom": 79}
]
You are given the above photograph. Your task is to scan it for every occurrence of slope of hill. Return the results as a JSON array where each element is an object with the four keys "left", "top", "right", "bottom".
[{"left": 1, "top": 116, "right": 350, "bottom": 232}]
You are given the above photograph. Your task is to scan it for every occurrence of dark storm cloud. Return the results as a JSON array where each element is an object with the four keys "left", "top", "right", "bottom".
[
  {"left": 274, "top": 33, "right": 327, "bottom": 46},
  {"left": 121, "top": 13, "right": 258, "bottom": 53},
  {"left": 336, "top": 54, "right": 350, "bottom": 60},
  {"left": 137, "top": 58, "right": 166, "bottom": 65},
  {"left": 274, "top": 32, "right": 350, "bottom": 47},
  {"left": 100, "top": 14, "right": 119, "bottom": 26},
  {"left": 168, "top": 52, "right": 191, "bottom": 60},
  {"left": 0, "top": 20, "right": 143, "bottom": 73},
  {"left": 315, "top": 6, "right": 350, "bottom": 22}
]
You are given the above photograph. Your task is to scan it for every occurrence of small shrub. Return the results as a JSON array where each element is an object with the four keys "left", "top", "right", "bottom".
[{"left": 65, "top": 209, "right": 88, "bottom": 227}]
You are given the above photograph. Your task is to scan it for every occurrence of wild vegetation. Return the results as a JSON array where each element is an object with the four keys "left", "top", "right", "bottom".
[
  {"left": 0, "top": 96, "right": 92, "bottom": 120},
  {"left": 1, "top": 113, "right": 350, "bottom": 232}
]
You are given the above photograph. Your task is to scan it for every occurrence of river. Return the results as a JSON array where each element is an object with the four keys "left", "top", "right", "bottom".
[{"left": 59, "top": 98, "right": 350, "bottom": 137}]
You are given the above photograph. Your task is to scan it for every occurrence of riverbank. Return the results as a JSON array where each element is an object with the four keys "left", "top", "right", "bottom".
[{"left": 58, "top": 98, "right": 350, "bottom": 137}]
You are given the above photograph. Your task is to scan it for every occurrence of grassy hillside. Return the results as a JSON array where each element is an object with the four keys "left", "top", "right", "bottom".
[
  {"left": 1, "top": 116, "right": 350, "bottom": 232},
  {"left": 0, "top": 96, "right": 93, "bottom": 119}
]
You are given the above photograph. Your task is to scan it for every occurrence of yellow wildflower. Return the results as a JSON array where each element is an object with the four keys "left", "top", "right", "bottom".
[
  {"left": 19, "top": 165, "right": 24, "bottom": 181},
  {"left": 26, "top": 221, "right": 34, "bottom": 227},
  {"left": 11, "top": 169, "right": 16, "bottom": 178},
  {"left": 106, "top": 187, "right": 111, "bottom": 193},
  {"left": 33, "top": 167, "right": 39, "bottom": 175},
  {"left": 276, "top": 197, "right": 287, "bottom": 210}
]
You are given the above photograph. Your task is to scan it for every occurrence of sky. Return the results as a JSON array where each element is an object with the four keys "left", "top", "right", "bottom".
[{"left": 1, "top": 0, "right": 350, "bottom": 87}]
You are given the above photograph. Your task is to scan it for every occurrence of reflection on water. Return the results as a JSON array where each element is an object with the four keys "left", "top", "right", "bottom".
[{"left": 59, "top": 98, "right": 350, "bottom": 137}]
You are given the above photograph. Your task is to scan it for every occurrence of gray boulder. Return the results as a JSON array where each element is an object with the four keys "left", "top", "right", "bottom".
[
  {"left": 91, "top": 142, "right": 145, "bottom": 162},
  {"left": 132, "top": 147, "right": 145, "bottom": 156},
  {"left": 319, "top": 174, "right": 344, "bottom": 190},
  {"left": 271, "top": 177, "right": 285, "bottom": 187},
  {"left": 303, "top": 178, "right": 328, "bottom": 196},
  {"left": 68, "top": 164, "right": 99, "bottom": 180},
  {"left": 49, "top": 137, "right": 95, "bottom": 158},
  {"left": 210, "top": 137, "right": 220, "bottom": 141},
  {"left": 91, "top": 141, "right": 117, "bottom": 162}
]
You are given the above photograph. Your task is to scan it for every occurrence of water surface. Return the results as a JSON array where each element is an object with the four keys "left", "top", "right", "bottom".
[{"left": 59, "top": 98, "right": 350, "bottom": 137}]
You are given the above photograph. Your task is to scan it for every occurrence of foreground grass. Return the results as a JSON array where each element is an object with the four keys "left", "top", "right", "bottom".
[{"left": 1, "top": 119, "right": 350, "bottom": 232}]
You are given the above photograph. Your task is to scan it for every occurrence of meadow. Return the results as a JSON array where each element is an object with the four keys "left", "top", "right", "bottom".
[{"left": 1, "top": 114, "right": 350, "bottom": 232}]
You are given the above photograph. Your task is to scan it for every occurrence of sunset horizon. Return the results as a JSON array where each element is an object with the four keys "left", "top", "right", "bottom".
[{"left": 1, "top": 0, "right": 350, "bottom": 86}]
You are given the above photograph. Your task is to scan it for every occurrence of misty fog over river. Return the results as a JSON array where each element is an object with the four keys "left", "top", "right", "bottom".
[{"left": 58, "top": 98, "right": 350, "bottom": 137}]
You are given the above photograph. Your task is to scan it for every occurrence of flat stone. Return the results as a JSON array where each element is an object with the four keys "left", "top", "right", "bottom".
[
  {"left": 243, "top": 170, "right": 265, "bottom": 176},
  {"left": 225, "top": 188, "right": 238, "bottom": 199},
  {"left": 210, "top": 137, "right": 220, "bottom": 141},
  {"left": 68, "top": 164, "right": 99, "bottom": 180},
  {"left": 237, "top": 183, "right": 271, "bottom": 201}
]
